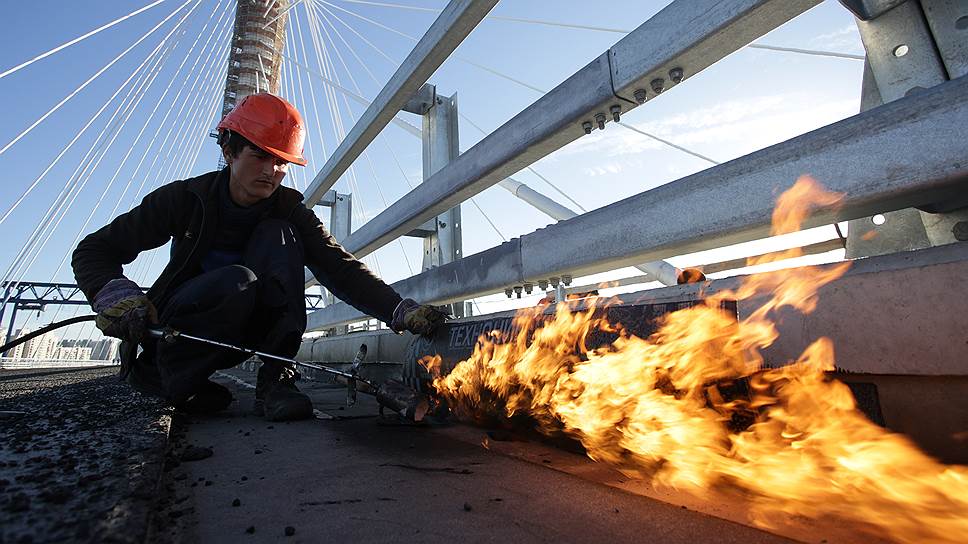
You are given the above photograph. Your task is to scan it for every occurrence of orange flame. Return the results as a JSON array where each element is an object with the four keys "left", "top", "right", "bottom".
[{"left": 424, "top": 176, "right": 968, "bottom": 542}]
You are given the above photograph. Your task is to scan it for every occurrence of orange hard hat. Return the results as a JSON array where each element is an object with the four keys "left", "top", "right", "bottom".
[{"left": 217, "top": 93, "right": 307, "bottom": 166}]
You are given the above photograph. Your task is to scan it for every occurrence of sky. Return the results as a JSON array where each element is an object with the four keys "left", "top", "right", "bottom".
[{"left": 0, "top": 0, "right": 867, "bottom": 340}]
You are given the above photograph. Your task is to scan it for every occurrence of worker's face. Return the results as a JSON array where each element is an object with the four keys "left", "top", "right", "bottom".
[{"left": 224, "top": 145, "right": 290, "bottom": 206}]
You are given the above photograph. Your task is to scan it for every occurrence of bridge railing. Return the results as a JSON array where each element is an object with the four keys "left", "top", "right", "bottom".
[
  {"left": 301, "top": 0, "right": 968, "bottom": 330},
  {"left": 0, "top": 358, "right": 119, "bottom": 370}
]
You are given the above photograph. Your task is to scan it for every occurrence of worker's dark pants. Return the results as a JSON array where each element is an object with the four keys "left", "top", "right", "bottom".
[{"left": 155, "top": 219, "right": 306, "bottom": 403}]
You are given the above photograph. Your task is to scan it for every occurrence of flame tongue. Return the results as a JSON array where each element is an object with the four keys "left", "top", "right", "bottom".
[{"left": 424, "top": 177, "right": 968, "bottom": 542}]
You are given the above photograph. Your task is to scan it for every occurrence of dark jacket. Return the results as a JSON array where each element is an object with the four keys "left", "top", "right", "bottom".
[{"left": 72, "top": 168, "right": 401, "bottom": 331}]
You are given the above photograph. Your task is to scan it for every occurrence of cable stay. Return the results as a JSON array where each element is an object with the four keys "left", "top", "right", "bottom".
[
  {"left": 0, "top": 0, "right": 198, "bottom": 157},
  {"left": 310, "top": 0, "right": 550, "bottom": 242},
  {"left": 330, "top": 0, "right": 631, "bottom": 33},
  {"left": 314, "top": 0, "right": 721, "bottom": 292},
  {"left": 280, "top": 40, "right": 306, "bottom": 190},
  {"left": 131, "top": 62, "right": 228, "bottom": 288},
  {"left": 0, "top": 23, "right": 183, "bottom": 228},
  {"left": 318, "top": 0, "right": 500, "bottom": 256},
  {"left": 38, "top": 42, "right": 179, "bottom": 333},
  {"left": 307, "top": 1, "right": 401, "bottom": 278},
  {"left": 456, "top": 113, "right": 588, "bottom": 213},
  {"left": 46, "top": 1, "right": 235, "bottom": 286},
  {"left": 314, "top": 3, "right": 381, "bottom": 84},
  {"left": 314, "top": 3, "right": 507, "bottom": 245},
  {"left": 263, "top": 0, "right": 279, "bottom": 19},
  {"left": 617, "top": 122, "right": 721, "bottom": 166},
  {"left": 40, "top": 32, "right": 188, "bottom": 284},
  {"left": 0, "top": 0, "right": 167, "bottom": 80},
  {"left": 277, "top": 50, "right": 421, "bottom": 137},
  {"left": 314, "top": 2, "right": 589, "bottom": 221},
  {"left": 327, "top": 0, "right": 864, "bottom": 61},
  {"left": 128, "top": 33, "right": 233, "bottom": 289},
  {"left": 20, "top": 12, "right": 197, "bottom": 292},
  {"left": 127, "top": 49, "right": 232, "bottom": 286},
  {"left": 323, "top": 0, "right": 537, "bottom": 93},
  {"left": 0, "top": 4, "right": 202, "bottom": 304},
  {"left": 745, "top": 43, "right": 864, "bottom": 60},
  {"left": 290, "top": 7, "right": 330, "bottom": 178},
  {"left": 309, "top": 1, "right": 418, "bottom": 273},
  {"left": 264, "top": 0, "right": 309, "bottom": 29},
  {"left": 0, "top": 1, "right": 205, "bottom": 229},
  {"left": 0, "top": 34, "right": 174, "bottom": 311},
  {"left": 293, "top": 3, "right": 385, "bottom": 278},
  {"left": 22, "top": 24, "right": 195, "bottom": 329},
  {"left": 109, "top": 6, "right": 235, "bottom": 220},
  {"left": 320, "top": 0, "right": 741, "bottom": 172}
]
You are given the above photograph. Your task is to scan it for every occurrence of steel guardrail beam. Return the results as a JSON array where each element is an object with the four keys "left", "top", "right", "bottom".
[
  {"left": 304, "top": 0, "right": 820, "bottom": 288},
  {"left": 301, "top": 0, "right": 497, "bottom": 206},
  {"left": 307, "top": 75, "right": 968, "bottom": 330},
  {"left": 329, "top": 0, "right": 820, "bottom": 260}
]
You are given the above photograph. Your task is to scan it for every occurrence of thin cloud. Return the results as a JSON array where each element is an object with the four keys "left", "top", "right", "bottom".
[
  {"left": 810, "top": 23, "right": 864, "bottom": 53},
  {"left": 582, "top": 162, "right": 624, "bottom": 177}
]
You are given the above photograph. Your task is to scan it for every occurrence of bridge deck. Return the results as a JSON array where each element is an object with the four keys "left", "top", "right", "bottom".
[
  {"left": 158, "top": 368, "right": 796, "bottom": 543},
  {"left": 1, "top": 366, "right": 887, "bottom": 543},
  {"left": 0, "top": 366, "right": 170, "bottom": 543}
]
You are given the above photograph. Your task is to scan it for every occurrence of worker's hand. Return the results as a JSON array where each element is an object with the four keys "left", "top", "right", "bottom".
[
  {"left": 390, "top": 298, "right": 448, "bottom": 336},
  {"left": 93, "top": 278, "right": 157, "bottom": 343}
]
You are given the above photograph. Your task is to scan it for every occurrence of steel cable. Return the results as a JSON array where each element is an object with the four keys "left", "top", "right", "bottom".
[
  {"left": 297, "top": 3, "right": 383, "bottom": 277},
  {"left": 0, "top": 0, "right": 196, "bottom": 156},
  {"left": 312, "top": 1, "right": 414, "bottom": 274},
  {"left": 316, "top": 1, "right": 590, "bottom": 215},
  {"left": 0, "top": 0, "right": 167, "bottom": 80},
  {"left": 4, "top": 19, "right": 187, "bottom": 336},
  {"left": 0, "top": 8, "right": 196, "bottom": 309},
  {"left": 46, "top": 1, "right": 230, "bottom": 285}
]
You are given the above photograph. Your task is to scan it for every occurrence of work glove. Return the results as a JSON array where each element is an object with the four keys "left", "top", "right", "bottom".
[
  {"left": 390, "top": 298, "right": 447, "bottom": 336},
  {"left": 93, "top": 278, "right": 157, "bottom": 343}
]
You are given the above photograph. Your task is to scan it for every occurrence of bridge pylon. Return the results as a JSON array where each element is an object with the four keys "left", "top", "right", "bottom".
[{"left": 214, "top": 0, "right": 291, "bottom": 167}]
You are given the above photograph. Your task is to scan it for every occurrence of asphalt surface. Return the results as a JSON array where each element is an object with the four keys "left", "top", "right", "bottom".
[
  {"left": 155, "top": 367, "right": 798, "bottom": 544},
  {"left": 0, "top": 364, "right": 883, "bottom": 543},
  {"left": 0, "top": 366, "right": 171, "bottom": 544}
]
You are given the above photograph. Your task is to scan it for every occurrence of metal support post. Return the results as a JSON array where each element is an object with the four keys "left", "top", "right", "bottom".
[
  {"left": 0, "top": 285, "right": 10, "bottom": 328},
  {"left": 846, "top": 0, "right": 968, "bottom": 257},
  {"left": 330, "top": 192, "right": 352, "bottom": 243},
  {"left": 422, "top": 91, "right": 465, "bottom": 316},
  {"left": 5, "top": 302, "right": 19, "bottom": 347},
  {"left": 317, "top": 191, "right": 352, "bottom": 334}
]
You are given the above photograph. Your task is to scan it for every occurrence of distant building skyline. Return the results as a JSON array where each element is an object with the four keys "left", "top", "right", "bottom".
[{"left": 2, "top": 327, "right": 119, "bottom": 362}]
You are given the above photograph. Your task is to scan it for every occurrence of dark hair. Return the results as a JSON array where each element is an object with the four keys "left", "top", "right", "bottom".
[{"left": 217, "top": 130, "right": 256, "bottom": 158}]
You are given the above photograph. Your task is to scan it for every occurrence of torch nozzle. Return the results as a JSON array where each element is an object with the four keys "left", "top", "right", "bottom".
[{"left": 375, "top": 380, "right": 431, "bottom": 422}]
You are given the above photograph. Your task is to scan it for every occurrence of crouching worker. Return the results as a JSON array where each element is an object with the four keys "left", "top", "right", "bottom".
[{"left": 72, "top": 93, "right": 445, "bottom": 421}]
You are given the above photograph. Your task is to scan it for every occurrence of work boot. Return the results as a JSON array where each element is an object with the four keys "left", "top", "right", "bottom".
[
  {"left": 253, "top": 361, "right": 313, "bottom": 421},
  {"left": 175, "top": 380, "right": 234, "bottom": 414},
  {"left": 125, "top": 355, "right": 166, "bottom": 399}
]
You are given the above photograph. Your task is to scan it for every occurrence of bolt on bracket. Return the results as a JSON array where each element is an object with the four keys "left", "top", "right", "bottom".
[
  {"left": 669, "top": 67, "right": 684, "bottom": 84},
  {"left": 609, "top": 105, "right": 622, "bottom": 122},
  {"left": 594, "top": 112, "right": 607, "bottom": 130}
]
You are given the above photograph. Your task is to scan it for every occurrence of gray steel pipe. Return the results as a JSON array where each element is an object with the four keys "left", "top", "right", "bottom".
[{"left": 497, "top": 178, "right": 681, "bottom": 286}]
